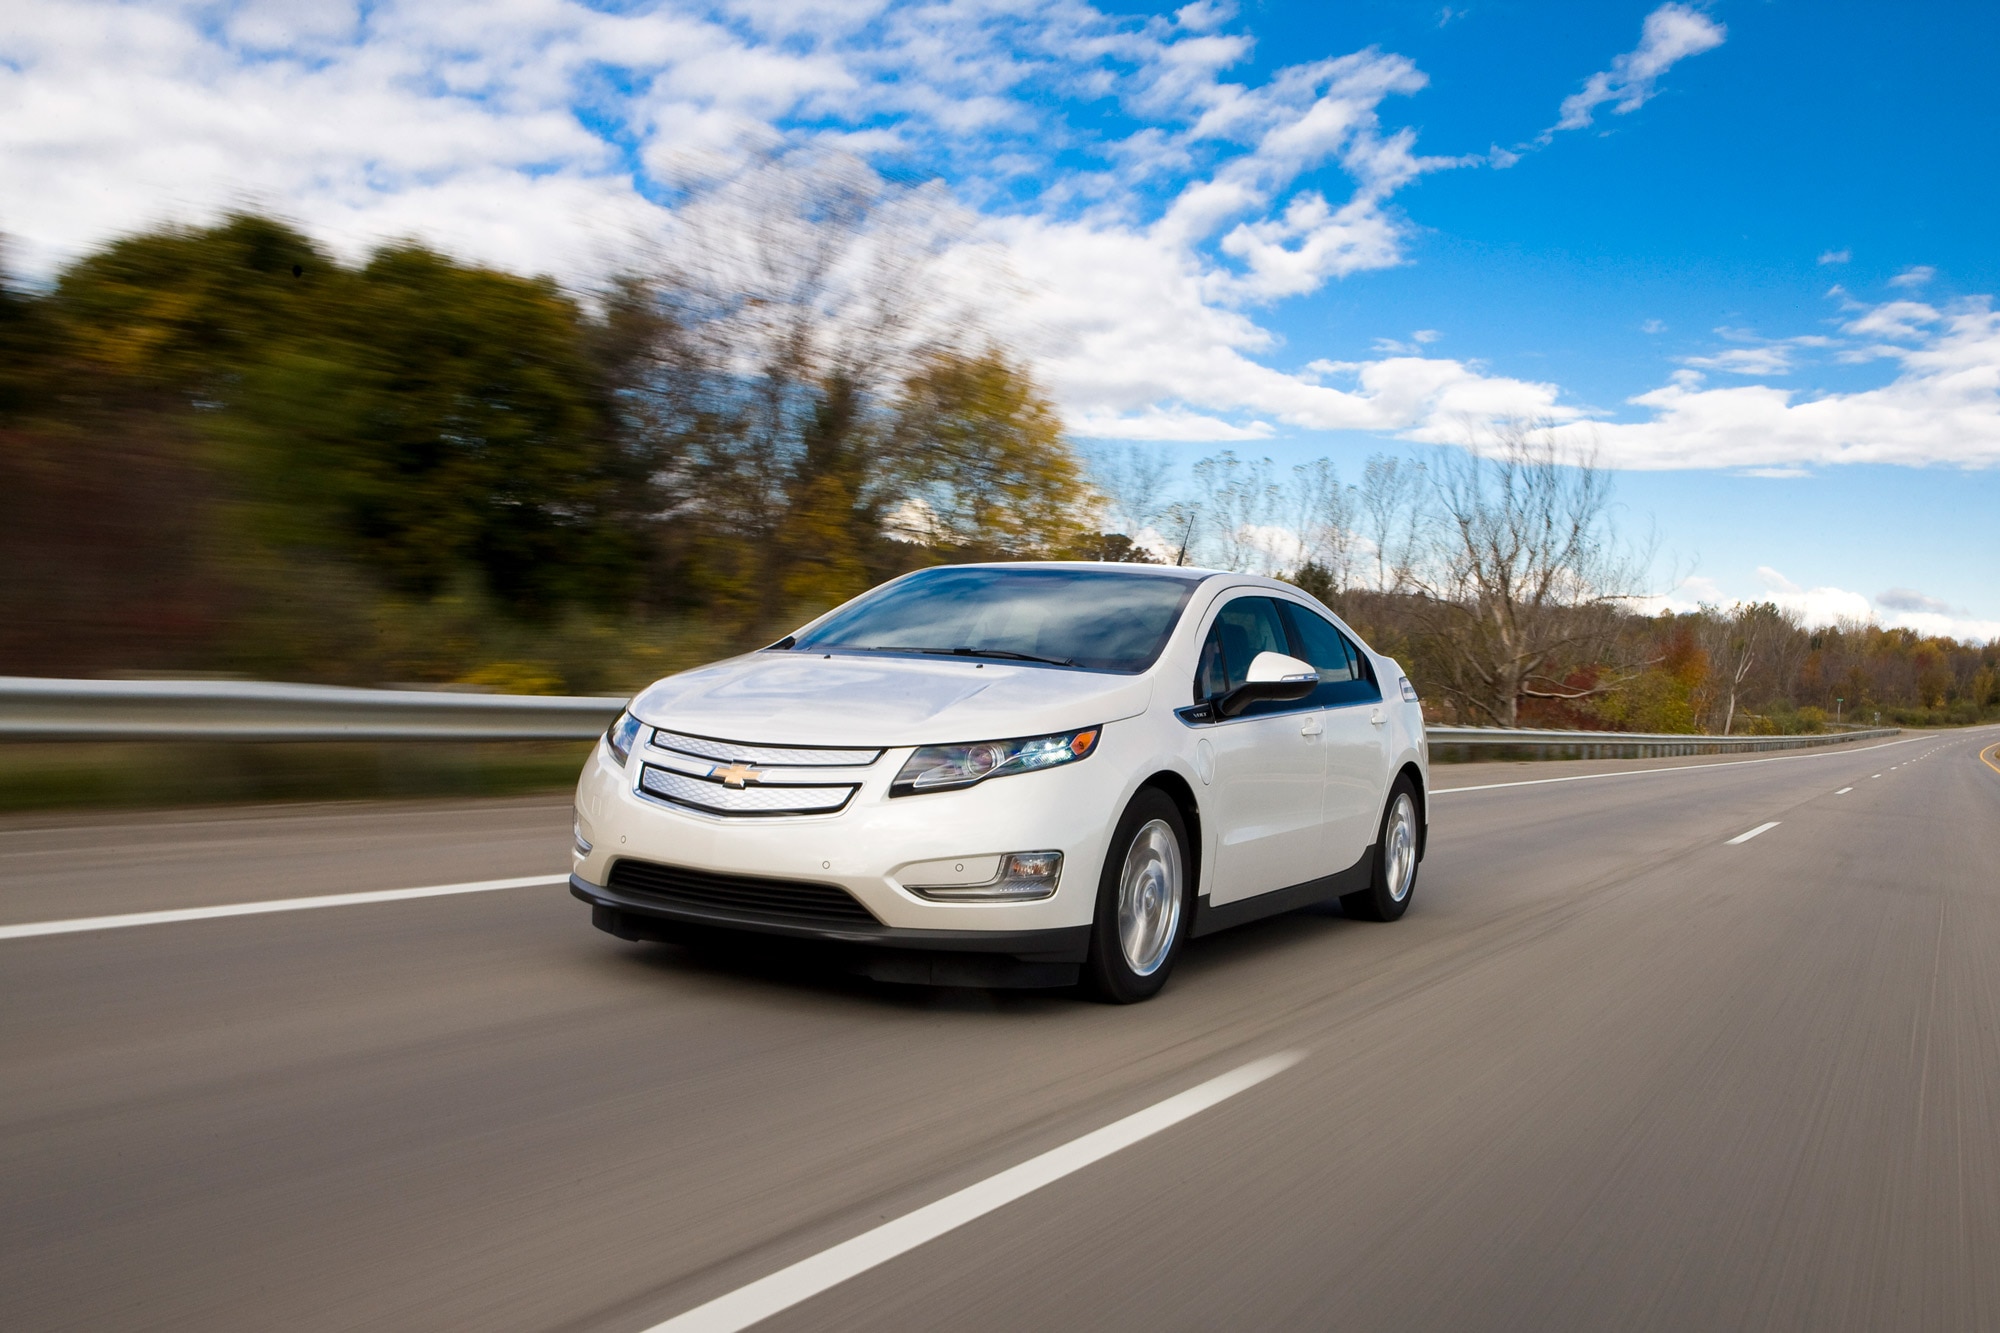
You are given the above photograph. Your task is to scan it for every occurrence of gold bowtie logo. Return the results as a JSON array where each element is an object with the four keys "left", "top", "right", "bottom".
[{"left": 712, "top": 760, "right": 761, "bottom": 788}]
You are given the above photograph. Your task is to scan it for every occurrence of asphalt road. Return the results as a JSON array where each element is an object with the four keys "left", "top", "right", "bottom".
[{"left": 4, "top": 728, "right": 1999, "bottom": 1332}]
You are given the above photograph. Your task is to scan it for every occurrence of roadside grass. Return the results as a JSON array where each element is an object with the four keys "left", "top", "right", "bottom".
[{"left": 0, "top": 741, "right": 591, "bottom": 813}]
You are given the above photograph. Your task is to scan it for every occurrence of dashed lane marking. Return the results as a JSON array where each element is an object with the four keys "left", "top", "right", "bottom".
[
  {"left": 636, "top": 1052, "right": 1307, "bottom": 1333},
  {"left": 1726, "top": 822, "right": 1780, "bottom": 846}
]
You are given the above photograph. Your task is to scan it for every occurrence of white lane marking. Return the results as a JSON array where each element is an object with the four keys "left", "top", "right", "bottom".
[
  {"left": 640, "top": 1051, "right": 1306, "bottom": 1333},
  {"left": 1836, "top": 787, "right": 1853, "bottom": 795},
  {"left": 1872, "top": 773, "right": 1882, "bottom": 778},
  {"left": 0, "top": 874, "right": 568, "bottom": 942},
  {"left": 1433, "top": 735, "right": 1918, "bottom": 795},
  {"left": 1726, "top": 822, "right": 1780, "bottom": 845}
]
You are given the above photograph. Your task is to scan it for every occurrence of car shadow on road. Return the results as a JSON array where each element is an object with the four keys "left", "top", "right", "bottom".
[
  {"left": 595, "top": 900, "right": 1361, "bottom": 1012},
  {"left": 607, "top": 932, "right": 1079, "bottom": 1014},
  {"left": 1172, "top": 900, "right": 1358, "bottom": 982}
]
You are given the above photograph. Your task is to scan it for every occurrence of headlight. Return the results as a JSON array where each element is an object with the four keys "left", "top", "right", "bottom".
[
  {"left": 890, "top": 726, "right": 1100, "bottom": 796},
  {"left": 604, "top": 711, "right": 642, "bottom": 766}
]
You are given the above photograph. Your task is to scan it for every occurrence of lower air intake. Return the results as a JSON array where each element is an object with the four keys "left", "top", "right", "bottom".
[{"left": 606, "top": 859, "right": 878, "bottom": 925}]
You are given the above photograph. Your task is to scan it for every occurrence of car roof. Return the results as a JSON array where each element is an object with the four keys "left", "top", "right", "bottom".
[{"left": 934, "top": 560, "right": 1219, "bottom": 582}]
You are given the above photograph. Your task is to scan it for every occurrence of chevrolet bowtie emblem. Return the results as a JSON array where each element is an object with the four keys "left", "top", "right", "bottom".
[{"left": 711, "top": 760, "right": 761, "bottom": 788}]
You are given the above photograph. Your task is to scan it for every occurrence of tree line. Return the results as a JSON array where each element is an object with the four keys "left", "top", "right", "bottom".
[
  {"left": 3, "top": 176, "right": 1993, "bottom": 727},
  {"left": 1092, "top": 429, "right": 1998, "bottom": 731},
  {"left": 1, "top": 170, "right": 1088, "bottom": 692}
]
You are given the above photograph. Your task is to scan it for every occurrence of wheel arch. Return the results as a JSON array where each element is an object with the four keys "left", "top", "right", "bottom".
[
  {"left": 1396, "top": 760, "right": 1428, "bottom": 860},
  {"left": 1136, "top": 770, "right": 1203, "bottom": 897}
]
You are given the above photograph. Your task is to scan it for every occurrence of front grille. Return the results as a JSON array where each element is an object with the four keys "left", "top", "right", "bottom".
[
  {"left": 607, "top": 859, "right": 879, "bottom": 925},
  {"left": 638, "top": 765, "right": 857, "bottom": 817}
]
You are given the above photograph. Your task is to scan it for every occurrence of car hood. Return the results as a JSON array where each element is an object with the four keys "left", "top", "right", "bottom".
[{"left": 628, "top": 652, "right": 1155, "bottom": 747}]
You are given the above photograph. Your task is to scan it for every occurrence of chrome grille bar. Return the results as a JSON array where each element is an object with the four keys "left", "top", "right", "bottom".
[{"left": 647, "top": 728, "right": 883, "bottom": 768}]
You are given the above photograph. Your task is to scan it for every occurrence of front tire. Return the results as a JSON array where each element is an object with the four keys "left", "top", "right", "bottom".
[
  {"left": 1340, "top": 777, "right": 1421, "bottom": 922},
  {"left": 1082, "top": 789, "right": 1192, "bottom": 1003}
]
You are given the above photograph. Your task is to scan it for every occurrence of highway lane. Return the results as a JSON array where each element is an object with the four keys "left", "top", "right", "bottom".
[{"left": 2, "top": 728, "right": 1996, "bottom": 1331}]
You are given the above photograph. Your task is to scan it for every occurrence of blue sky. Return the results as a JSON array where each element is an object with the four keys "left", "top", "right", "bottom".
[{"left": 4, "top": 0, "right": 1996, "bottom": 636}]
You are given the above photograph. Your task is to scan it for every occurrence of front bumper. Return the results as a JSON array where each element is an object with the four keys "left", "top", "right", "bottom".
[{"left": 572, "top": 876, "right": 1090, "bottom": 985}]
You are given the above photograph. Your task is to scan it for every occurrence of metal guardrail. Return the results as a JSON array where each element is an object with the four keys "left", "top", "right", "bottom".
[
  {"left": 0, "top": 676, "right": 627, "bottom": 741},
  {"left": 1425, "top": 725, "right": 1898, "bottom": 757},
  {"left": 0, "top": 677, "right": 1902, "bottom": 753}
]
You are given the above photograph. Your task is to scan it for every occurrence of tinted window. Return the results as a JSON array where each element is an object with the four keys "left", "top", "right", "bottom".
[
  {"left": 1277, "top": 602, "right": 1381, "bottom": 707},
  {"left": 1194, "top": 596, "right": 1293, "bottom": 702},
  {"left": 790, "top": 566, "right": 1201, "bottom": 673}
]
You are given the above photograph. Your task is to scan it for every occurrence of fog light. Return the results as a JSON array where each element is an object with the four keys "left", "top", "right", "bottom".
[{"left": 909, "top": 850, "right": 1063, "bottom": 901}]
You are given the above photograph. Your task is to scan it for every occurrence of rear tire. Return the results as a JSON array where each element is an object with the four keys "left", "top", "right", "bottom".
[
  {"left": 1340, "top": 777, "right": 1421, "bottom": 923},
  {"left": 1082, "top": 789, "right": 1193, "bottom": 1003}
]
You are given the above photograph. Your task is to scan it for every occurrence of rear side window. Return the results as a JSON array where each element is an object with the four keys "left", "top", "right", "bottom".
[
  {"left": 1193, "top": 596, "right": 1292, "bottom": 702},
  {"left": 1277, "top": 602, "right": 1382, "bottom": 707}
]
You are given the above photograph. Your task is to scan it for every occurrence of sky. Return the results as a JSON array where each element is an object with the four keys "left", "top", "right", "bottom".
[{"left": 3, "top": 0, "right": 1996, "bottom": 639}]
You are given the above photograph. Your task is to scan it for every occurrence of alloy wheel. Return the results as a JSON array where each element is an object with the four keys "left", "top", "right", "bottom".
[
  {"left": 1117, "top": 818, "right": 1183, "bottom": 976},
  {"left": 1384, "top": 792, "right": 1418, "bottom": 903}
]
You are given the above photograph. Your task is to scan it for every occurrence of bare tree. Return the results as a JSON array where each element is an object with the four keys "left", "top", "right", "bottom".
[
  {"left": 1084, "top": 443, "right": 1174, "bottom": 546},
  {"left": 1185, "top": 451, "right": 1282, "bottom": 572},
  {"left": 1358, "top": 452, "right": 1424, "bottom": 591},
  {"left": 1281, "top": 458, "right": 1360, "bottom": 595},
  {"left": 1698, "top": 600, "right": 1799, "bottom": 734},
  {"left": 1408, "top": 424, "right": 1651, "bottom": 727}
]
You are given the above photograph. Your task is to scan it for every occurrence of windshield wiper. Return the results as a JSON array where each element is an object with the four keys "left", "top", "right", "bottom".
[
  {"left": 867, "top": 646, "right": 1077, "bottom": 667},
  {"left": 948, "top": 647, "right": 1076, "bottom": 666},
  {"left": 942, "top": 646, "right": 1077, "bottom": 667}
]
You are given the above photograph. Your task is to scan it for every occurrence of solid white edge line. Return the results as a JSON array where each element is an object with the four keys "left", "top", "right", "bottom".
[
  {"left": 0, "top": 874, "right": 569, "bottom": 941},
  {"left": 1432, "top": 735, "right": 1919, "bottom": 795},
  {"left": 1726, "top": 821, "right": 1780, "bottom": 845},
  {"left": 640, "top": 1051, "right": 1307, "bottom": 1333}
]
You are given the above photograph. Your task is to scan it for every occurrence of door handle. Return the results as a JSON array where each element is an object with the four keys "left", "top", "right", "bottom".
[
  {"left": 1300, "top": 715, "right": 1324, "bottom": 737},
  {"left": 1369, "top": 707, "right": 1385, "bottom": 727}
]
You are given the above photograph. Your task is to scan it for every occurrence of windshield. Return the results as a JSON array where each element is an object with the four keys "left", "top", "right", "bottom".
[{"left": 788, "top": 566, "right": 1204, "bottom": 673}]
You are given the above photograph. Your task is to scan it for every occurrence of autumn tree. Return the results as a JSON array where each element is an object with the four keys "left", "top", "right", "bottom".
[{"left": 892, "top": 348, "right": 1089, "bottom": 555}]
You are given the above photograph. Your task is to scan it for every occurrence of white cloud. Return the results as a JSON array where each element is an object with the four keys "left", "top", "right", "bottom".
[
  {"left": 1841, "top": 300, "right": 1940, "bottom": 341},
  {"left": 1888, "top": 265, "right": 1936, "bottom": 289},
  {"left": 1551, "top": 3, "right": 1726, "bottom": 135},
  {"left": 1640, "top": 318, "right": 1666, "bottom": 334},
  {"left": 1680, "top": 346, "right": 1797, "bottom": 376},
  {"left": 1637, "top": 570, "right": 1998, "bottom": 643},
  {"left": 1880, "top": 611, "right": 2000, "bottom": 644},
  {"left": 1818, "top": 249, "right": 1851, "bottom": 265},
  {"left": 1069, "top": 406, "right": 1273, "bottom": 442},
  {"left": 1755, "top": 569, "right": 1874, "bottom": 627},
  {"left": 1747, "top": 570, "right": 1999, "bottom": 642},
  {"left": 1174, "top": 1, "right": 1236, "bottom": 34},
  {"left": 1554, "top": 295, "right": 2000, "bottom": 470}
]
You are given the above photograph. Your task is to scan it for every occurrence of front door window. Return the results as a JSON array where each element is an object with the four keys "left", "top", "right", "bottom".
[{"left": 1195, "top": 595, "right": 1326, "bottom": 904}]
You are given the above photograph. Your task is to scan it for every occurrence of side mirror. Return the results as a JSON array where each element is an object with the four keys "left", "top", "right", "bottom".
[{"left": 1216, "top": 651, "right": 1318, "bottom": 718}]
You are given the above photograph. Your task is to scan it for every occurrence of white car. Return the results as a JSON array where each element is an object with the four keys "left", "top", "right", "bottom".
[{"left": 570, "top": 562, "right": 1428, "bottom": 1001}]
